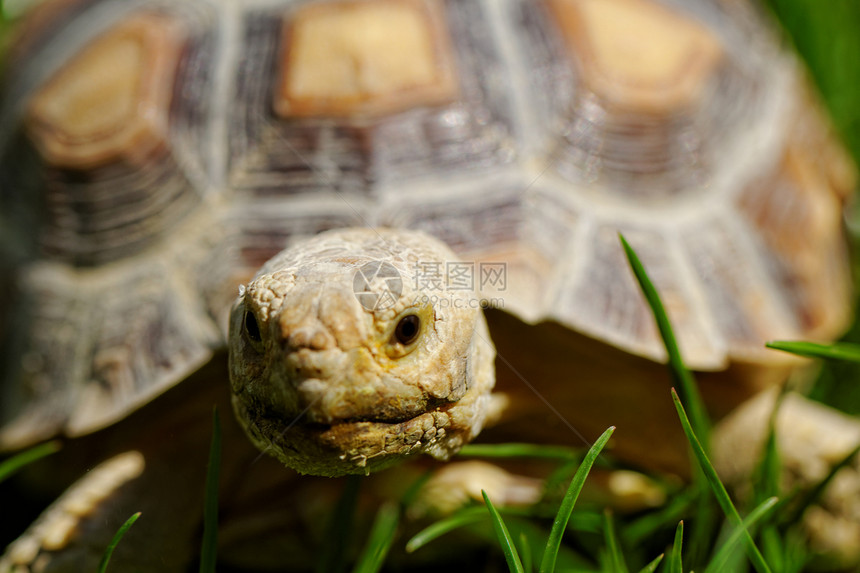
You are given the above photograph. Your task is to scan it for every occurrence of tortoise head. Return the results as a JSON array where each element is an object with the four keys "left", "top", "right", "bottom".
[{"left": 228, "top": 228, "right": 496, "bottom": 476}]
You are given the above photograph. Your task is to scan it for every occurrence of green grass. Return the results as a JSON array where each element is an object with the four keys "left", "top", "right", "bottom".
[
  {"left": 318, "top": 476, "right": 362, "bottom": 573},
  {"left": 0, "top": 441, "right": 60, "bottom": 485},
  {"left": 764, "top": 0, "right": 860, "bottom": 164},
  {"left": 620, "top": 236, "right": 710, "bottom": 449},
  {"left": 405, "top": 506, "right": 497, "bottom": 554},
  {"left": 539, "top": 427, "right": 615, "bottom": 573},
  {"left": 705, "top": 498, "right": 778, "bottom": 573},
  {"left": 98, "top": 512, "right": 141, "bottom": 573},
  {"left": 671, "top": 389, "right": 771, "bottom": 573},
  {"left": 458, "top": 443, "right": 581, "bottom": 461},
  {"left": 766, "top": 341, "right": 860, "bottom": 362},
  {"left": 638, "top": 553, "right": 664, "bottom": 573},
  {"left": 601, "top": 510, "right": 628, "bottom": 573},
  {"left": 482, "top": 491, "right": 526, "bottom": 573},
  {"left": 665, "top": 521, "right": 683, "bottom": 573},
  {"left": 352, "top": 502, "right": 400, "bottom": 573}
]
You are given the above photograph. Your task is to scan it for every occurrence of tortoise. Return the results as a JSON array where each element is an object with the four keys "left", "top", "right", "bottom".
[{"left": 1, "top": 0, "right": 859, "bottom": 570}]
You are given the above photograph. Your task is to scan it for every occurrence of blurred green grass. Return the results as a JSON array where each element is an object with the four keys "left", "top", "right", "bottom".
[
  {"left": 0, "top": 0, "right": 28, "bottom": 50},
  {"left": 765, "top": 0, "right": 860, "bottom": 162}
]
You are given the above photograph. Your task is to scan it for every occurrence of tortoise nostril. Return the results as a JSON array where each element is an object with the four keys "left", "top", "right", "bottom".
[{"left": 287, "top": 326, "right": 334, "bottom": 351}]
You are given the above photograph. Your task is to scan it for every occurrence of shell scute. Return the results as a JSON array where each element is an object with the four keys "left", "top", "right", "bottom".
[
  {"left": 530, "top": 0, "right": 773, "bottom": 202},
  {"left": 274, "top": 0, "right": 458, "bottom": 118},
  {"left": 1, "top": 5, "right": 217, "bottom": 266},
  {"left": 228, "top": 1, "right": 516, "bottom": 199}
]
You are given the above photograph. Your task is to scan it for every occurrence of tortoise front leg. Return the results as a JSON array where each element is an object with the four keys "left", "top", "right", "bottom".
[{"left": 1, "top": 449, "right": 204, "bottom": 573}]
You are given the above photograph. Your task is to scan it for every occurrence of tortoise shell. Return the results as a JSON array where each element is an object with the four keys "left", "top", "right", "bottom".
[{"left": 0, "top": 0, "right": 854, "bottom": 455}]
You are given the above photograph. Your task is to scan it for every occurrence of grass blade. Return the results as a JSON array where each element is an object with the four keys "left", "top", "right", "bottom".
[
  {"left": 458, "top": 443, "right": 580, "bottom": 461},
  {"left": 672, "top": 389, "right": 772, "bottom": 573},
  {"left": 542, "top": 459, "right": 585, "bottom": 505},
  {"left": 0, "top": 441, "right": 61, "bottom": 485},
  {"left": 405, "top": 506, "right": 489, "bottom": 553},
  {"left": 623, "top": 487, "right": 696, "bottom": 545},
  {"left": 482, "top": 490, "right": 525, "bottom": 573},
  {"left": 317, "top": 475, "right": 362, "bottom": 573},
  {"left": 622, "top": 235, "right": 717, "bottom": 565},
  {"left": 763, "top": 526, "right": 807, "bottom": 573},
  {"left": 97, "top": 512, "right": 141, "bottom": 573},
  {"left": 519, "top": 531, "right": 533, "bottom": 573},
  {"left": 760, "top": 526, "right": 786, "bottom": 573},
  {"left": 620, "top": 234, "right": 711, "bottom": 449},
  {"left": 406, "top": 505, "right": 538, "bottom": 554},
  {"left": 400, "top": 468, "right": 435, "bottom": 509},
  {"left": 705, "top": 497, "right": 779, "bottom": 573},
  {"left": 755, "top": 388, "right": 787, "bottom": 500},
  {"left": 199, "top": 407, "right": 221, "bottom": 573},
  {"left": 686, "top": 486, "right": 719, "bottom": 567},
  {"left": 766, "top": 340, "right": 860, "bottom": 362},
  {"left": 539, "top": 426, "right": 615, "bottom": 573},
  {"left": 602, "top": 510, "right": 628, "bottom": 573},
  {"left": 666, "top": 521, "right": 683, "bottom": 573},
  {"left": 637, "top": 553, "right": 664, "bottom": 573},
  {"left": 352, "top": 502, "right": 399, "bottom": 573}
]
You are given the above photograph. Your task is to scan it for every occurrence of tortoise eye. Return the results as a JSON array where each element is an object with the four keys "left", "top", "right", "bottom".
[
  {"left": 244, "top": 310, "right": 262, "bottom": 344},
  {"left": 393, "top": 314, "right": 420, "bottom": 346}
]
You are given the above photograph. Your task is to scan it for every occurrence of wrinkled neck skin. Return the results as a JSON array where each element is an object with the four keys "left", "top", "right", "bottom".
[{"left": 228, "top": 228, "right": 496, "bottom": 476}]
